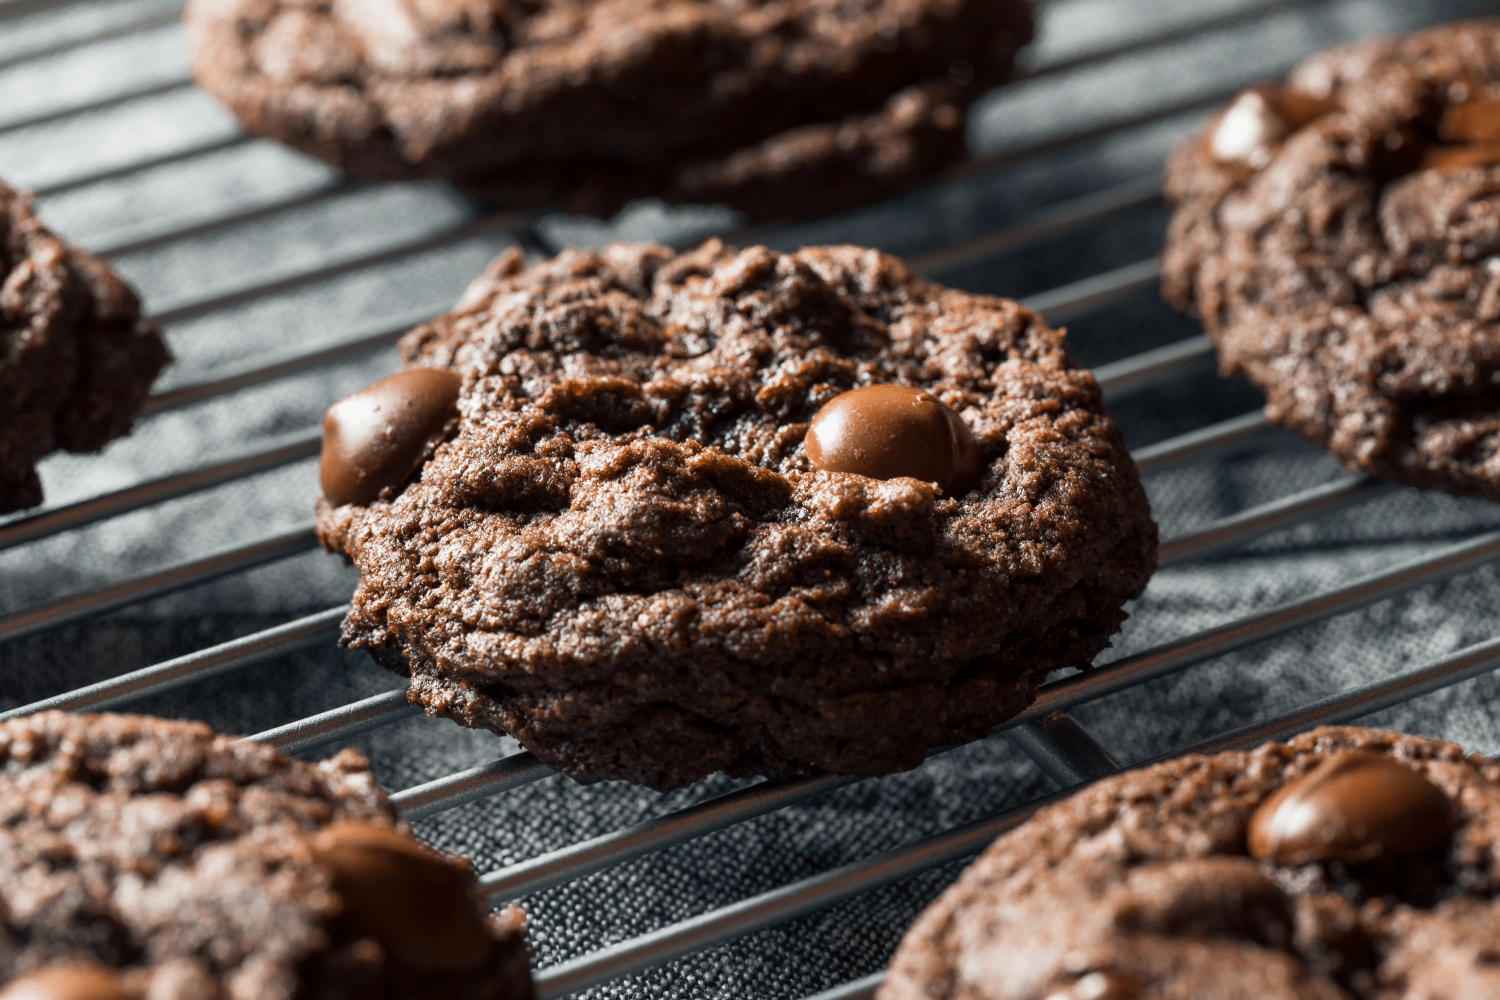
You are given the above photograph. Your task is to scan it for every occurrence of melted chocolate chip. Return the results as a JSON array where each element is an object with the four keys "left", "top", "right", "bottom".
[
  {"left": 308, "top": 821, "right": 491, "bottom": 973},
  {"left": 320, "top": 368, "right": 462, "bottom": 507},
  {"left": 1248, "top": 751, "right": 1455, "bottom": 865},
  {"left": 0, "top": 966, "right": 134, "bottom": 1000},
  {"left": 1210, "top": 86, "right": 1338, "bottom": 166},
  {"left": 804, "top": 383, "right": 982, "bottom": 496},
  {"left": 1043, "top": 972, "right": 1139, "bottom": 1000}
]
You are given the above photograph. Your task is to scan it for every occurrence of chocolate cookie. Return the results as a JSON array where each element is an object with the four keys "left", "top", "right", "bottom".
[
  {"left": 314, "top": 239, "right": 1158, "bottom": 790},
  {"left": 0, "top": 712, "right": 533, "bottom": 1000},
  {"left": 182, "top": 0, "right": 1034, "bottom": 219},
  {"left": 0, "top": 182, "right": 170, "bottom": 513},
  {"left": 881, "top": 725, "right": 1500, "bottom": 1000},
  {"left": 1163, "top": 20, "right": 1500, "bottom": 503}
]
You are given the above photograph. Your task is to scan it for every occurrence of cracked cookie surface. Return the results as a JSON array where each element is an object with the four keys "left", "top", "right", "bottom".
[
  {"left": 880, "top": 726, "right": 1500, "bottom": 1000},
  {"left": 1164, "top": 19, "right": 1500, "bottom": 502},
  {"left": 0, "top": 712, "right": 532, "bottom": 1000},
  {"left": 316, "top": 240, "right": 1157, "bottom": 790}
]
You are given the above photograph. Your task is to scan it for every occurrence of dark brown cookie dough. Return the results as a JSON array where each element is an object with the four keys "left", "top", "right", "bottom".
[
  {"left": 0, "top": 712, "right": 532, "bottom": 1000},
  {"left": 0, "top": 182, "right": 170, "bottom": 514},
  {"left": 182, "top": 0, "right": 1034, "bottom": 220},
  {"left": 1163, "top": 20, "right": 1500, "bottom": 503},
  {"left": 880, "top": 725, "right": 1500, "bottom": 1000},
  {"left": 315, "top": 239, "right": 1158, "bottom": 790}
]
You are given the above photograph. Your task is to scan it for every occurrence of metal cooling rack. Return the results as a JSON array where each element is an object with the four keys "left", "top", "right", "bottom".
[{"left": 5, "top": 0, "right": 1500, "bottom": 997}]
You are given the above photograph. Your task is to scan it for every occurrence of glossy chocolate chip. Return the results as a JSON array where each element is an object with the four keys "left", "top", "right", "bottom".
[
  {"left": 309, "top": 821, "right": 491, "bottom": 973},
  {"left": 1248, "top": 751, "right": 1455, "bottom": 865},
  {"left": 1210, "top": 87, "right": 1338, "bottom": 166},
  {"left": 1043, "top": 972, "right": 1139, "bottom": 1000},
  {"left": 1421, "top": 141, "right": 1500, "bottom": 172},
  {"left": 0, "top": 966, "right": 134, "bottom": 1000},
  {"left": 320, "top": 368, "right": 462, "bottom": 507},
  {"left": 805, "top": 384, "right": 981, "bottom": 496}
]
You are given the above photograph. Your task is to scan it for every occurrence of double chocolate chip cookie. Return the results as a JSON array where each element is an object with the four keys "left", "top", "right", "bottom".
[
  {"left": 0, "top": 181, "right": 170, "bottom": 513},
  {"left": 315, "top": 239, "right": 1158, "bottom": 790},
  {"left": 881, "top": 725, "right": 1496, "bottom": 1000},
  {"left": 183, "top": 0, "right": 1034, "bottom": 219},
  {"left": 1163, "top": 20, "right": 1500, "bottom": 503},
  {"left": 0, "top": 712, "right": 532, "bottom": 1000}
]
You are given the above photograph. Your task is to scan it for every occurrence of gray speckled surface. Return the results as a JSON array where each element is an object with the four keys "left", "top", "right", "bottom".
[{"left": 4, "top": 1, "right": 1500, "bottom": 997}]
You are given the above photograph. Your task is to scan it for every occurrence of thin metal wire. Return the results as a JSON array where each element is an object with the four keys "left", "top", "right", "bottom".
[
  {"left": 1003, "top": 711, "right": 1122, "bottom": 786},
  {"left": 1093, "top": 333, "right": 1213, "bottom": 398},
  {"left": 1133, "top": 411, "right": 1271, "bottom": 475},
  {"left": 250, "top": 688, "right": 420, "bottom": 754},
  {"left": 531, "top": 633, "right": 1500, "bottom": 998},
  {"left": 96, "top": 181, "right": 355, "bottom": 260},
  {"left": 392, "top": 752, "right": 554, "bottom": 819},
  {"left": 0, "top": 6, "right": 181, "bottom": 72},
  {"left": 0, "top": 430, "right": 319, "bottom": 553},
  {"left": 0, "top": 525, "right": 318, "bottom": 643},
  {"left": 30, "top": 135, "right": 250, "bottom": 199},
  {"left": 0, "top": 605, "right": 345, "bottom": 721},
  {"left": 0, "top": 79, "right": 193, "bottom": 136},
  {"left": 1157, "top": 475, "right": 1395, "bottom": 567}
]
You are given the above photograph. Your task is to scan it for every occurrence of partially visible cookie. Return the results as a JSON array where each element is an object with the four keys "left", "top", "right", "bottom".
[
  {"left": 881, "top": 726, "right": 1500, "bottom": 1000},
  {"left": 0, "top": 181, "right": 170, "bottom": 513},
  {"left": 315, "top": 239, "right": 1158, "bottom": 790},
  {"left": 0, "top": 712, "right": 533, "bottom": 1000},
  {"left": 183, "top": 0, "right": 1034, "bottom": 219},
  {"left": 1163, "top": 20, "right": 1500, "bottom": 502}
]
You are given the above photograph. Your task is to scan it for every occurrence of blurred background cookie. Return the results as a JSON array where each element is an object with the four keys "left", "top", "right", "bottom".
[{"left": 182, "top": 0, "right": 1035, "bottom": 219}]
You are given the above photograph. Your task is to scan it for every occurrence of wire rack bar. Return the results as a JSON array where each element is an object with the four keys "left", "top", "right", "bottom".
[
  {"left": 1157, "top": 475, "right": 1395, "bottom": 567},
  {"left": 0, "top": 431, "right": 319, "bottom": 553},
  {"left": 908, "top": 176, "right": 1160, "bottom": 276},
  {"left": 533, "top": 631, "right": 1500, "bottom": 998},
  {"left": 0, "top": 0, "right": 84, "bottom": 23},
  {"left": 481, "top": 773, "right": 862, "bottom": 903},
  {"left": 0, "top": 604, "right": 345, "bottom": 722},
  {"left": 0, "top": 79, "right": 192, "bottom": 136},
  {"left": 1019, "top": 258, "right": 1161, "bottom": 325},
  {"left": 1093, "top": 334, "right": 1213, "bottom": 399},
  {"left": 1002, "top": 711, "right": 1121, "bottom": 786},
  {"left": 146, "top": 210, "right": 532, "bottom": 326},
  {"left": 30, "top": 135, "right": 250, "bottom": 199},
  {"left": 95, "top": 181, "right": 354, "bottom": 260},
  {"left": 1132, "top": 411, "right": 1272, "bottom": 476},
  {"left": 1020, "top": 529, "right": 1500, "bottom": 723},
  {"left": 801, "top": 972, "right": 884, "bottom": 1000},
  {"left": 140, "top": 318, "right": 415, "bottom": 416},
  {"left": 791, "top": 626, "right": 1500, "bottom": 1000},
  {"left": 250, "top": 687, "right": 420, "bottom": 754},
  {"left": 0, "top": 525, "right": 318, "bottom": 643},
  {"left": 0, "top": 7, "right": 181, "bottom": 72},
  {"left": 391, "top": 751, "right": 553, "bottom": 819}
]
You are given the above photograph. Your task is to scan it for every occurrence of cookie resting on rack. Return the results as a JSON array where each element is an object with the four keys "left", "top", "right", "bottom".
[
  {"left": 0, "top": 181, "right": 169, "bottom": 514},
  {"left": 182, "top": 0, "right": 1033, "bottom": 220},
  {"left": 314, "top": 239, "right": 1158, "bottom": 790},
  {"left": 1164, "top": 18, "right": 1500, "bottom": 503},
  {"left": 0, "top": 712, "right": 533, "bottom": 1000},
  {"left": 880, "top": 725, "right": 1500, "bottom": 1000}
]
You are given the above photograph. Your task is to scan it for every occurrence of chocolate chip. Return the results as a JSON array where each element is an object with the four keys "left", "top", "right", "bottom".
[
  {"left": 319, "top": 368, "right": 462, "bottom": 507},
  {"left": 308, "top": 821, "right": 491, "bottom": 973},
  {"left": 804, "top": 384, "right": 981, "bottom": 496},
  {"left": 0, "top": 966, "right": 134, "bottom": 1000},
  {"left": 1043, "top": 972, "right": 1139, "bottom": 1000},
  {"left": 1248, "top": 751, "right": 1455, "bottom": 865},
  {"left": 1440, "top": 98, "right": 1500, "bottom": 143},
  {"left": 1210, "top": 87, "right": 1338, "bottom": 166}
]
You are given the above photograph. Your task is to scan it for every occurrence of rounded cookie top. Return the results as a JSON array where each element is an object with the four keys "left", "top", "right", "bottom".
[
  {"left": 880, "top": 726, "right": 1500, "bottom": 1000},
  {"left": 316, "top": 240, "right": 1157, "bottom": 790},
  {"left": 0, "top": 712, "right": 531, "bottom": 1000},
  {"left": 1163, "top": 19, "right": 1500, "bottom": 502},
  {"left": 0, "top": 180, "right": 170, "bottom": 514},
  {"left": 182, "top": 0, "right": 1034, "bottom": 217}
]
